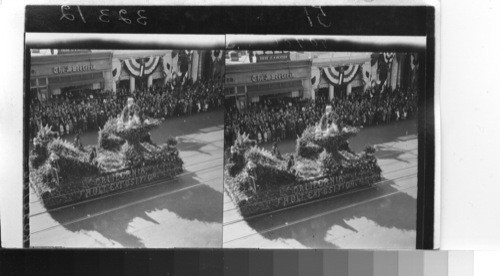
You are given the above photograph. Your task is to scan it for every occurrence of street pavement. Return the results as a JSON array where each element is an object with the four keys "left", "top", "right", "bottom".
[
  {"left": 223, "top": 119, "right": 418, "bottom": 249},
  {"left": 29, "top": 110, "right": 224, "bottom": 248}
]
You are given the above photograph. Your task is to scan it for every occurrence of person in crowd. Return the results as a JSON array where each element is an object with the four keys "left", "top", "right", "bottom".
[
  {"left": 272, "top": 142, "right": 282, "bottom": 160},
  {"left": 89, "top": 146, "right": 97, "bottom": 166},
  {"left": 141, "top": 132, "right": 153, "bottom": 144},
  {"left": 287, "top": 155, "right": 296, "bottom": 174},
  {"left": 29, "top": 79, "right": 224, "bottom": 140},
  {"left": 230, "top": 145, "right": 238, "bottom": 163},
  {"left": 225, "top": 87, "right": 417, "bottom": 146}
]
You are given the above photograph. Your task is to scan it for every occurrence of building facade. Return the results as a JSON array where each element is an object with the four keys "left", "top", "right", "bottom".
[
  {"left": 309, "top": 52, "right": 371, "bottom": 101},
  {"left": 224, "top": 59, "right": 312, "bottom": 109},
  {"left": 310, "top": 52, "right": 419, "bottom": 100},
  {"left": 30, "top": 51, "right": 113, "bottom": 101},
  {"left": 30, "top": 49, "right": 223, "bottom": 100},
  {"left": 225, "top": 51, "right": 419, "bottom": 104}
]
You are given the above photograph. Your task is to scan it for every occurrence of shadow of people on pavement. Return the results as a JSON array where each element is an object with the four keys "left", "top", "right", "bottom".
[
  {"left": 242, "top": 178, "right": 416, "bottom": 249},
  {"left": 45, "top": 169, "right": 223, "bottom": 248}
]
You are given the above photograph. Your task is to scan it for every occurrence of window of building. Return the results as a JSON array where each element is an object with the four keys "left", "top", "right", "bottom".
[
  {"left": 224, "top": 87, "right": 235, "bottom": 96},
  {"left": 236, "top": 86, "right": 246, "bottom": 94}
]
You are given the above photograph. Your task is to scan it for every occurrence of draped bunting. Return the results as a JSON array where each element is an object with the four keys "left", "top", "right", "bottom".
[
  {"left": 311, "top": 67, "right": 321, "bottom": 90},
  {"left": 384, "top": 52, "right": 395, "bottom": 64},
  {"left": 212, "top": 59, "right": 224, "bottom": 79},
  {"left": 177, "top": 51, "right": 190, "bottom": 75},
  {"left": 211, "top": 50, "right": 223, "bottom": 62},
  {"left": 112, "top": 59, "right": 122, "bottom": 82},
  {"left": 211, "top": 50, "right": 225, "bottom": 79},
  {"left": 410, "top": 53, "right": 419, "bottom": 70},
  {"left": 124, "top": 56, "right": 161, "bottom": 78},
  {"left": 323, "top": 64, "right": 360, "bottom": 86}
]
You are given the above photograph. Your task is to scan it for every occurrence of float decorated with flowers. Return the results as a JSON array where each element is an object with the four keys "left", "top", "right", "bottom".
[
  {"left": 29, "top": 98, "right": 184, "bottom": 209},
  {"left": 224, "top": 106, "right": 382, "bottom": 217}
]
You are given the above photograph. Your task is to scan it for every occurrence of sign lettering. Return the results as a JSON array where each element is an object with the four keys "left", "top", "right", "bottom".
[
  {"left": 256, "top": 53, "right": 290, "bottom": 63},
  {"left": 240, "top": 172, "right": 381, "bottom": 215},
  {"left": 53, "top": 64, "right": 95, "bottom": 74},
  {"left": 44, "top": 163, "right": 181, "bottom": 207},
  {"left": 251, "top": 72, "right": 293, "bottom": 83}
]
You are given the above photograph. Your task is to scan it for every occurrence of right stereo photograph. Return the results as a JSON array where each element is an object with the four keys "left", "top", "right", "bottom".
[{"left": 223, "top": 51, "right": 425, "bottom": 249}]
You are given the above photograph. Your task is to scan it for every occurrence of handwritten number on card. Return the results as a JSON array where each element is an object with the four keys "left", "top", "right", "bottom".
[
  {"left": 76, "top": 6, "right": 87, "bottom": 23},
  {"left": 60, "top": 6, "right": 75, "bottom": 21},
  {"left": 60, "top": 6, "right": 86, "bottom": 23},
  {"left": 119, "top": 9, "right": 132, "bottom": 24},
  {"left": 60, "top": 6, "right": 147, "bottom": 26},
  {"left": 99, "top": 9, "right": 110, "bottom": 23},
  {"left": 137, "top": 10, "right": 147, "bottom": 26},
  {"left": 304, "top": 6, "right": 332, "bottom": 28}
]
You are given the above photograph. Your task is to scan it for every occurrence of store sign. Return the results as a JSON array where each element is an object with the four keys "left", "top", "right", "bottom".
[
  {"left": 53, "top": 64, "right": 95, "bottom": 74},
  {"left": 318, "top": 82, "right": 330, "bottom": 89},
  {"left": 57, "top": 49, "right": 92, "bottom": 55},
  {"left": 251, "top": 72, "right": 293, "bottom": 82},
  {"left": 256, "top": 53, "right": 290, "bottom": 63},
  {"left": 247, "top": 80, "right": 302, "bottom": 93}
]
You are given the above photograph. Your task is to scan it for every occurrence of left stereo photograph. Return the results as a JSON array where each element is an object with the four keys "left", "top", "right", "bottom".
[{"left": 25, "top": 48, "right": 225, "bottom": 248}]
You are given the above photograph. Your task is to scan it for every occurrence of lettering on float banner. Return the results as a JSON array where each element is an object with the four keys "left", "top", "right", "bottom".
[
  {"left": 240, "top": 172, "right": 380, "bottom": 214},
  {"left": 278, "top": 170, "right": 375, "bottom": 196},
  {"left": 50, "top": 163, "right": 178, "bottom": 205}
]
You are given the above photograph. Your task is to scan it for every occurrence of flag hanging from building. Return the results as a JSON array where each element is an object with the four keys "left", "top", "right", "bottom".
[
  {"left": 323, "top": 64, "right": 359, "bottom": 86},
  {"left": 211, "top": 50, "right": 223, "bottom": 62},
  {"left": 124, "top": 56, "right": 160, "bottom": 78},
  {"left": 311, "top": 67, "right": 321, "bottom": 90},
  {"left": 112, "top": 59, "right": 122, "bottom": 82}
]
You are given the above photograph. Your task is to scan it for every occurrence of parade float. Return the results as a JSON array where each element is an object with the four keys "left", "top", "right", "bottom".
[
  {"left": 224, "top": 106, "right": 382, "bottom": 217},
  {"left": 29, "top": 98, "right": 184, "bottom": 208}
]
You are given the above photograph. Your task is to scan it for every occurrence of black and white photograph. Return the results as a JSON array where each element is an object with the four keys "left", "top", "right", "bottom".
[
  {"left": 26, "top": 48, "right": 225, "bottom": 247},
  {"left": 2, "top": 4, "right": 441, "bottom": 254},
  {"left": 223, "top": 50, "right": 422, "bottom": 249}
]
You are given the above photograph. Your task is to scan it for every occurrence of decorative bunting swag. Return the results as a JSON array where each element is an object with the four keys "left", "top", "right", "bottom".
[
  {"left": 323, "top": 64, "right": 360, "bottom": 86},
  {"left": 383, "top": 53, "right": 395, "bottom": 64},
  {"left": 124, "top": 56, "right": 161, "bottom": 78},
  {"left": 211, "top": 50, "right": 223, "bottom": 62}
]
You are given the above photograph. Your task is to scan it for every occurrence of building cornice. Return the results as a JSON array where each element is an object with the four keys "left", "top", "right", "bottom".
[{"left": 31, "top": 52, "right": 113, "bottom": 66}]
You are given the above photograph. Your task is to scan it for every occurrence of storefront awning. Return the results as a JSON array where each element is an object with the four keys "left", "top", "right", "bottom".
[
  {"left": 49, "top": 77, "right": 105, "bottom": 90},
  {"left": 48, "top": 72, "right": 104, "bottom": 90},
  {"left": 247, "top": 80, "right": 304, "bottom": 97}
]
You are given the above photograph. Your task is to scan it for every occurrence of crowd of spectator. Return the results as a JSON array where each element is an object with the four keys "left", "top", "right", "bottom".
[
  {"left": 224, "top": 87, "right": 418, "bottom": 146},
  {"left": 29, "top": 79, "right": 223, "bottom": 139}
]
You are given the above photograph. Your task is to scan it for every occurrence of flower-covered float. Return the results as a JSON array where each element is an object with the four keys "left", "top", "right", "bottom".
[
  {"left": 29, "top": 98, "right": 184, "bottom": 208},
  {"left": 224, "top": 105, "right": 382, "bottom": 217}
]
